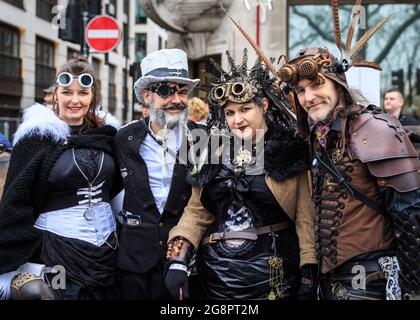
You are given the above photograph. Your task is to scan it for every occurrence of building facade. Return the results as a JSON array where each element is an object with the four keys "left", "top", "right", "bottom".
[
  {"left": 0, "top": 0, "right": 169, "bottom": 141},
  {"left": 141, "top": 0, "right": 420, "bottom": 112}
]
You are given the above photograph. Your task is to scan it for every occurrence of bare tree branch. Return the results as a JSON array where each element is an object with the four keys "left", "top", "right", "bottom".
[
  {"left": 290, "top": 32, "right": 318, "bottom": 50},
  {"left": 292, "top": 7, "right": 335, "bottom": 44},
  {"left": 374, "top": 9, "right": 420, "bottom": 63}
]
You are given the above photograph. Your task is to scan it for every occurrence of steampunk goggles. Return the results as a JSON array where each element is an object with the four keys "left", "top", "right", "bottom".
[
  {"left": 57, "top": 72, "right": 94, "bottom": 88},
  {"left": 148, "top": 82, "right": 188, "bottom": 99},
  {"left": 278, "top": 56, "right": 349, "bottom": 87},
  {"left": 210, "top": 82, "right": 258, "bottom": 106}
]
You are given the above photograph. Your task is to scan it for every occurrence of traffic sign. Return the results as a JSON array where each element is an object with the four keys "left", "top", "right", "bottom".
[{"left": 85, "top": 15, "right": 121, "bottom": 53}]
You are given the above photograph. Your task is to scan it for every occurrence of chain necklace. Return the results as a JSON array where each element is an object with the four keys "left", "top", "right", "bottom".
[
  {"left": 72, "top": 148, "right": 118, "bottom": 251},
  {"left": 72, "top": 148, "right": 105, "bottom": 220}
]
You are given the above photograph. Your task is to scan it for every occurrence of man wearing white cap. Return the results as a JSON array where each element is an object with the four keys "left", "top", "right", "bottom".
[{"left": 114, "top": 49, "right": 202, "bottom": 299}]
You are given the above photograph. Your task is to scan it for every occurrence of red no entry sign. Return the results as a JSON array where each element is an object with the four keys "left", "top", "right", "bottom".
[{"left": 85, "top": 15, "right": 121, "bottom": 52}]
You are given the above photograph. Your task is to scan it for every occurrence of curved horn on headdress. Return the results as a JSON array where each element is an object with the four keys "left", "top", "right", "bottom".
[
  {"left": 218, "top": 1, "right": 297, "bottom": 120},
  {"left": 345, "top": 0, "right": 362, "bottom": 54},
  {"left": 331, "top": 0, "right": 343, "bottom": 56},
  {"left": 348, "top": 12, "right": 394, "bottom": 59}
]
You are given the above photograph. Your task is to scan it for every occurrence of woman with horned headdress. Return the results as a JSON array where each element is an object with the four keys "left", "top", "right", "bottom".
[
  {"left": 275, "top": 1, "right": 420, "bottom": 300},
  {"left": 164, "top": 49, "right": 318, "bottom": 300}
]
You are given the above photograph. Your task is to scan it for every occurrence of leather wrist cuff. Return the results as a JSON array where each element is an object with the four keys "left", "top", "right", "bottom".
[
  {"left": 168, "top": 263, "right": 188, "bottom": 272},
  {"left": 167, "top": 237, "right": 191, "bottom": 264}
]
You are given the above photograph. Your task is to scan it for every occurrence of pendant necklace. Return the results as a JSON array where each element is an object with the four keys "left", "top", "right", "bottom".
[{"left": 72, "top": 148, "right": 105, "bottom": 221}]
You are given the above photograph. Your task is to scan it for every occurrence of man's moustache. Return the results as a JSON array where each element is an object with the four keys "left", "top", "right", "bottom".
[{"left": 161, "top": 104, "right": 187, "bottom": 111}]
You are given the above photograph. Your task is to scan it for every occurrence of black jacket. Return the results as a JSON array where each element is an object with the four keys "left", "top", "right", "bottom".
[{"left": 115, "top": 119, "right": 205, "bottom": 273}]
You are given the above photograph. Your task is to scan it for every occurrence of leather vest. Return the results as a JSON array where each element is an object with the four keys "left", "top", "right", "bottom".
[
  {"left": 115, "top": 120, "right": 203, "bottom": 273},
  {"left": 312, "top": 130, "right": 394, "bottom": 274}
]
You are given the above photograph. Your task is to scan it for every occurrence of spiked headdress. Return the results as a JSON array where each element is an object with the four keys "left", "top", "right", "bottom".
[
  {"left": 207, "top": 49, "right": 271, "bottom": 106},
  {"left": 206, "top": 49, "right": 297, "bottom": 131}
]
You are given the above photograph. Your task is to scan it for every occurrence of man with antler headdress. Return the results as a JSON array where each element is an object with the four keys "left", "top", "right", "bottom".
[{"left": 276, "top": 1, "right": 420, "bottom": 300}]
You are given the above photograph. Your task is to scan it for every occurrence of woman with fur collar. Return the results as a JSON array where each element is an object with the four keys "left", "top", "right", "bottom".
[
  {"left": 164, "top": 50, "right": 317, "bottom": 300},
  {"left": 0, "top": 56, "right": 121, "bottom": 300}
]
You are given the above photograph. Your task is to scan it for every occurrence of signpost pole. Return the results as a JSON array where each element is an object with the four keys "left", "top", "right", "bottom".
[{"left": 81, "top": 2, "right": 90, "bottom": 58}]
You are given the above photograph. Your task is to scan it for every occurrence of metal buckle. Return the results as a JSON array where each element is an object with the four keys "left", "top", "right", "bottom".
[{"left": 208, "top": 234, "right": 216, "bottom": 244}]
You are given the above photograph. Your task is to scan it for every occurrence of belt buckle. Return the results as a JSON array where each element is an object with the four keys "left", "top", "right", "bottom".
[{"left": 208, "top": 234, "right": 216, "bottom": 244}]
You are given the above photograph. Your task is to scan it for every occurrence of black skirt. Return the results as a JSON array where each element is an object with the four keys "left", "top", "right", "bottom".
[{"left": 196, "top": 245, "right": 299, "bottom": 300}]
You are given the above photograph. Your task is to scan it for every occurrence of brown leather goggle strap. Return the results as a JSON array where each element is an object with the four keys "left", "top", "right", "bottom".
[{"left": 201, "top": 221, "right": 292, "bottom": 246}]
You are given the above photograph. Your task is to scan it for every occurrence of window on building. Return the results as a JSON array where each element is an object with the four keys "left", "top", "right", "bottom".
[
  {"left": 158, "top": 36, "right": 162, "bottom": 50},
  {"left": 2, "top": 0, "right": 24, "bottom": 9},
  {"left": 192, "top": 55, "right": 221, "bottom": 99},
  {"left": 136, "top": 2, "right": 147, "bottom": 24},
  {"left": 107, "top": 0, "right": 117, "bottom": 17},
  {"left": 3, "top": 0, "right": 23, "bottom": 9},
  {"left": 122, "top": 69, "right": 128, "bottom": 123},
  {"left": 36, "top": 0, "right": 58, "bottom": 21},
  {"left": 0, "top": 22, "right": 22, "bottom": 121},
  {"left": 288, "top": 1, "right": 420, "bottom": 110},
  {"left": 108, "top": 65, "right": 117, "bottom": 114},
  {"left": 123, "top": 23, "right": 129, "bottom": 57},
  {"left": 35, "top": 37, "right": 55, "bottom": 101},
  {"left": 67, "top": 47, "right": 79, "bottom": 60},
  {"left": 135, "top": 33, "right": 147, "bottom": 62},
  {"left": 124, "top": 0, "right": 129, "bottom": 16},
  {"left": 0, "top": 23, "right": 21, "bottom": 79}
]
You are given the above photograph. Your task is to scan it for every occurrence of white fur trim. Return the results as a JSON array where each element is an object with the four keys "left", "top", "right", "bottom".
[
  {"left": 13, "top": 103, "right": 70, "bottom": 146},
  {"left": 119, "top": 120, "right": 139, "bottom": 130},
  {"left": 97, "top": 110, "right": 121, "bottom": 129}
]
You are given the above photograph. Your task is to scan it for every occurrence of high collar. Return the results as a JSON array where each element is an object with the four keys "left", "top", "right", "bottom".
[{"left": 188, "top": 125, "right": 309, "bottom": 187}]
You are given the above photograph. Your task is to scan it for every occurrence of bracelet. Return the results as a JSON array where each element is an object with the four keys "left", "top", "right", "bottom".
[
  {"left": 169, "top": 263, "right": 188, "bottom": 272},
  {"left": 170, "top": 259, "right": 187, "bottom": 266},
  {"left": 11, "top": 272, "right": 41, "bottom": 290}
]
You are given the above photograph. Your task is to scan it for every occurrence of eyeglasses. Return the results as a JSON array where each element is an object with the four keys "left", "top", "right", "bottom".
[
  {"left": 56, "top": 72, "right": 94, "bottom": 88},
  {"left": 148, "top": 83, "right": 188, "bottom": 99}
]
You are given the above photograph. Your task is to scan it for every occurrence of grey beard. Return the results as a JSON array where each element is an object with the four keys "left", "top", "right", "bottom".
[{"left": 149, "top": 102, "right": 188, "bottom": 129}]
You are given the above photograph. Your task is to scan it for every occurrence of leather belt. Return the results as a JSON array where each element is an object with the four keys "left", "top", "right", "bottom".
[
  {"left": 333, "top": 259, "right": 382, "bottom": 274},
  {"left": 201, "top": 221, "right": 292, "bottom": 246},
  {"left": 329, "top": 271, "right": 385, "bottom": 285}
]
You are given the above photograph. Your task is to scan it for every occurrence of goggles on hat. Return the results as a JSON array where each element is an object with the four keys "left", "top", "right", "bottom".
[
  {"left": 278, "top": 55, "right": 349, "bottom": 87},
  {"left": 210, "top": 82, "right": 258, "bottom": 106},
  {"left": 56, "top": 72, "right": 94, "bottom": 88},
  {"left": 148, "top": 82, "right": 188, "bottom": 99}
]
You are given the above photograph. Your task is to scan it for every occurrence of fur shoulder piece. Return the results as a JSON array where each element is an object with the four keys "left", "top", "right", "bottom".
[
  {"left": 97, "top": 110, "right": 121, "bottom": 129},
  {"left": 188, "top": 127, "right": 309, "bottom": 187},
  {"left": 119, "top": 119, "right": 139, "bottom": 131},
  {"left": 187, "top": 164, "right": 221, "bottom": 188},
  {"left": 13, "top": 103, "right": 70, "bottom": 146},
  {"left": 264, "top": 126, "right": 309, "bottom": 182}
]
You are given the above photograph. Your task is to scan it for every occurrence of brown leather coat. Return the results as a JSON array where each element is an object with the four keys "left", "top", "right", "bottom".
[
  {"left": 313, "top": 108, "right": 420, "bottom": 274},
  {"left": 169, "top": 171, "right": 317, "bottom": 267}
]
